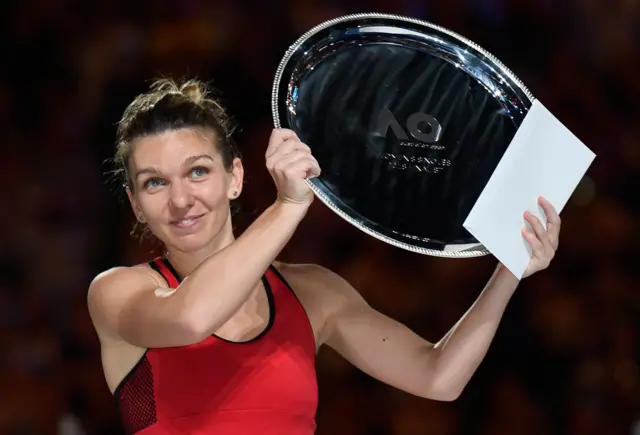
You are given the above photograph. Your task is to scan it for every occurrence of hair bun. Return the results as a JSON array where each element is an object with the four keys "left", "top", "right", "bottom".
[{"left": 180, "top": 80, "right": 206, "bottom": 104}]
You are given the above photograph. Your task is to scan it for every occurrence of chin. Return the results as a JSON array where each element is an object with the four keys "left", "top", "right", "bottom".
[
  {"left": 169, "top": 236, "right": 210, "bottom": 253},
  {"left": 164, "top": 218, "right": 225, "bottom": 254},
  {"left": 165, "top": 226, "right": 218, "bottom": 253}
]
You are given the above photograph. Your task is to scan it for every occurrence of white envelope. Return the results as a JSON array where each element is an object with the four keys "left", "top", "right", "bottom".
[{"left": 462, "top": 99, "right": 596, "bottom": 278}]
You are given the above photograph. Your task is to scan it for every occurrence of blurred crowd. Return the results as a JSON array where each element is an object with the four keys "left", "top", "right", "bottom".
[{"left": 0, "top": 0, "right": 638, "bottom": 434}]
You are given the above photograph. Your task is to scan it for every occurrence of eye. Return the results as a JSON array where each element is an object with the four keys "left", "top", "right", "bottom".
[
  {"left": 143, "top": 178, "right": 165, "bottom": 190},
  {"left": 190, "top": 166, "right": 210, "bottom": 178}
]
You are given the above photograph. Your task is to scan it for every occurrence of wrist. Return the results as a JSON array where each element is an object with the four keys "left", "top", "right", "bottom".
[
  {"left": 493, "top": 264, "right": 520, "bottom": 293},
  {"left": 275, "top": 192, "right": 314, "bottom": 206},
  {"left": 272, "top": 197, "right": 311, "bottom": 219}
]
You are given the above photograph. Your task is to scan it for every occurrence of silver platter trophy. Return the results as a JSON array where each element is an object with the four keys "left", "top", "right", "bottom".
[{"left": 272, "top": 13, "right": 534, "bottom": 258}]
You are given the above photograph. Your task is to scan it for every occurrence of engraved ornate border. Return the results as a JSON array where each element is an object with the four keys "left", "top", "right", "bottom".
[{"left": 271, "top": 12, "right": 536, "bottom": 258}]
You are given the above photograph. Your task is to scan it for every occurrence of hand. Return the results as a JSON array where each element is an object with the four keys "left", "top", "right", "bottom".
[
  {"left": 265, "top": 128, "right": 321, "bottom": 206},
  {"left": 521, "top": 196, "right": 561, "bottom": 278}
]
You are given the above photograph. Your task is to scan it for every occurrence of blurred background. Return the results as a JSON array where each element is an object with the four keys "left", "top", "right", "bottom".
[{"left": 0, "top": 0, "right": 638, "bottom": 434}]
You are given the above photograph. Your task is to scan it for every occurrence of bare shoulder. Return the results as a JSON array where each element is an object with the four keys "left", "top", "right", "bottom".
[
  {"left": 273, "top": 262, "right": 366, "bottom": 314},
  {"left": 87, "top": 264, "right": 164, "bottom": 340},
  {"left": 273, "top": 262, "right": 348, "bottom": 292},
  {"left": 88, "top": 264, "right": 161, "bottom": 304}
]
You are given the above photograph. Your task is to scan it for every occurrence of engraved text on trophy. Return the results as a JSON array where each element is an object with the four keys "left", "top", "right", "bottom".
[{"left": 372, "top": 108, "right": 451, "bottom": 174}]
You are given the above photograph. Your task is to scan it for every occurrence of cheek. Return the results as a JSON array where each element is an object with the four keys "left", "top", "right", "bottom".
[
  {"left": 138, "top": 193, "right": 167, "bottom": 221},
  {"left": 198, "top": 178, "right": 230, "bottom": 206}
]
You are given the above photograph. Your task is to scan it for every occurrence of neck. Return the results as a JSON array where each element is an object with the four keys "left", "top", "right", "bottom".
[{"left": 164, "top": 214, "right": 236, "bottom": 279}]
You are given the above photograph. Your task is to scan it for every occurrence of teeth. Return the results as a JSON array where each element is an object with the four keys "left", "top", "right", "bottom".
[{"left": 180, "top": 219, "right": 193, "bottom": 225}]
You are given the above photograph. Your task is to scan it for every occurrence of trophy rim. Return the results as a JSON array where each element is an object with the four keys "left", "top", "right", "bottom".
[{"left": 271, "top": 12, "right": 536, "bottom": 258}]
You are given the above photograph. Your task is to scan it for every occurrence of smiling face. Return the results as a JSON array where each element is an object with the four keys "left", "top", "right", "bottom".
[{"left": 127, "top": 128, "right": 244, "bottom": 254}]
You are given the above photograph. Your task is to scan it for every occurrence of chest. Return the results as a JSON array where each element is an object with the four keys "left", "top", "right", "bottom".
[
  {"left": 275, "top": 275, "right": 332, "bottom": 351},
  {"left": 215, "top": 276, "right": 327, "bottom": 352},
  {"left": 213, "top": 282, "right": 271, "bottom": 343},
  {"left": 148, "top": 334, "right": 317, "bottom": 419},
  {"left": 144, "top": 279, "right": 319, "bottom": 419}
]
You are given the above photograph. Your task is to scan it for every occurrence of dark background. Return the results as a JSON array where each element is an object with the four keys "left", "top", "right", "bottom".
[{"left": 0, "top": 0, "right": 638, "bottom": 434}]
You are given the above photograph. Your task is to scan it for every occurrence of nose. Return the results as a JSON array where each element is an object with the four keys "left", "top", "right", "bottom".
[{"left": 168, "top": 180, "right": 194, "bottom": 210}]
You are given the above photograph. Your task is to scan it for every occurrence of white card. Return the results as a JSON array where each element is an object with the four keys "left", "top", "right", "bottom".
[{"left": 463, "top": 99, "right": 596, "bottom": 278}]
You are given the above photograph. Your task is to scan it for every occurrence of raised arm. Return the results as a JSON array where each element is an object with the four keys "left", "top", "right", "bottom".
[
  {"left": 321, "top": 264, "right": 519, "bottom": 401},
  {"left": 88, "top": 129, "right": 320, "bottom": 349},
  {"left": 88, "top": 200, "right": 309, "bottom": 348},
  {"left": 322, "top": 197, "right": 560, "bottom": 401}
]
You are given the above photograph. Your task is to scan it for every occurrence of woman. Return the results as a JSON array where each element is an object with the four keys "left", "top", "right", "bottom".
[{"left": 88, "top": 78, "right": 561, "bottom": 434}]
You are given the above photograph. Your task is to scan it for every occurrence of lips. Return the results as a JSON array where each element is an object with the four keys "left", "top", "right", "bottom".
[{"left": 170, "top": 214, "right": 205, "bottom": 229}]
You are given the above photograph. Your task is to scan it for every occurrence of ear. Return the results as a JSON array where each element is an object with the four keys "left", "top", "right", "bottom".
[
  {"left": 126, "top": 187, "right": 145, "bottom": 222},
  {"left": 227, "top": 157, "right": 244, "bottom": 200}
]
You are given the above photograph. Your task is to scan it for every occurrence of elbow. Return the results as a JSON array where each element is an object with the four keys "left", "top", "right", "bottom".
[
  {"left": 177, "top": 296, "right": 233, "bottom": 345},
  {"left": 423, "top": 378, "right": 465, "bottom": 402},
  {"left": 430, "top": 387, "right": 462, "bottom": 402}
]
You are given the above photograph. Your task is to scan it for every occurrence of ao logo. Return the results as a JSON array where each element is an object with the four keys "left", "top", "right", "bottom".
[{"left": 373, "top": 108, "right": 443, "bottom": 143}]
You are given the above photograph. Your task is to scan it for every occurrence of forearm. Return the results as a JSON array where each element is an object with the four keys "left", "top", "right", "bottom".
[
  {"left": 179, "top": 200, "right": 309, "bottom": 334},
  {"left": 431, "top": 264, "right": 519, "bottom": 397}
]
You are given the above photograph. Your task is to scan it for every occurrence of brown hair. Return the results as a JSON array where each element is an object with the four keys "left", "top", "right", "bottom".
[{"left": 113, "top": 78, "right": 241, "bottom": 192}]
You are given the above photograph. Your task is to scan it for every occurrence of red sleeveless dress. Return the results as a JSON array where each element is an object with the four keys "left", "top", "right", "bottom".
[{"left": 113, "top": 257, "right": 318, "bottom": 434}]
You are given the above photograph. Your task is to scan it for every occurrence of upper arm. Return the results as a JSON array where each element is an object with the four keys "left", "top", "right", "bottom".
[
  {"left": 317, "top": 269, "right": 447, "bottom": 400},
  {"left": 87, "top": 267, "right": 205, "bottom": 349}
]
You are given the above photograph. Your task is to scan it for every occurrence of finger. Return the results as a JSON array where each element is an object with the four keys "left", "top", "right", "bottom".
[
  {"left": 298, "top": 155, "right": 321, "bottom": 179},
  {"left": 538, "top": 196, "right": 561, "bottom": 248},
  {"left": 266, "top": 128, "right": 299, "bottom": 158},
  {"left": 266, "top": 139, "right": 310, "bottom": 162},
  {"left": 538, "top": 196, "right": 561, "bottom": 227},
  {"left": 524, "top": 211, "right": 553, "bottom": 252},
  {"left": 269, "top": 150, "right": 316, "bottom": 174},
  {"left": 269, "top": 128, "right": 298, "bottom": 144},
  {"left": 306, "top": 160, "right": 321, "bottom": 178},
  {"left": 287, "top": 156, "right": 321, "bottom": 179},
  {"left": 270, "top": 139, "right": 297, "bottom": 158},
  {"left": 267, "top": 143, "right": 312, "bottom": 167},
  {"left": 522, "top": 227, "right": 546, "bottom": 259},
  {"left": 282, "top": 139, "right": 311, "bottom": 156},
  {"left": 271, "top": 155, "right": 319, "bottom": 180},
  {"left": 266, "top": 141, "right": 312, "bottom": 169}
]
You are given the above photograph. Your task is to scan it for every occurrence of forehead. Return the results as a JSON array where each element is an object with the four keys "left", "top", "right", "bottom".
[{"left": 131, "top": 128, "right": 219, "bottom": 169}]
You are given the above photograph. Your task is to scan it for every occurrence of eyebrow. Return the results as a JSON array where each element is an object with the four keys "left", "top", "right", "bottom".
[
  {"left": 135, "top": 154, "right": 215, "bottom": 181},
  {"left": 183, "top": 154, "right": 214, "bottom": 167}
]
